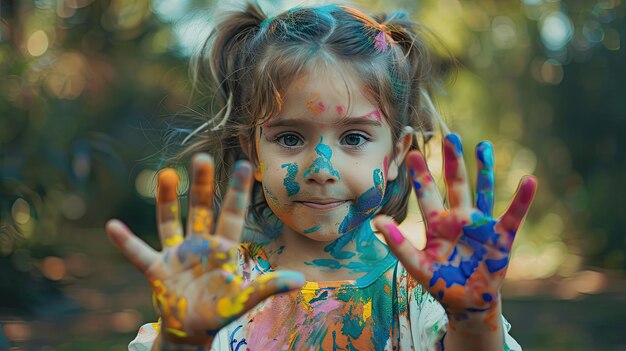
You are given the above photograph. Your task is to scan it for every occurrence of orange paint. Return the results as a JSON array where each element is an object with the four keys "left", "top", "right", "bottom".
[{"left": 157, "top": 169, "right": 179, "bottom": 202}]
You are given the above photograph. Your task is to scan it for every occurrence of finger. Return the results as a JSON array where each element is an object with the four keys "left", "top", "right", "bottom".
[
  {"left": 443, "top": 133, "right": 472, "bottom": 211},
  {"left": 405, "top": 150, "right": 445, "bottom": 217},
  {"left": 106, "top": 219, "right": 158, "bottom": 273},
  {"left": 187, "top": 154, "right": 215, "bottom": 237},
  {"left": 373, "top": 216, "right": 435, "bottom": 287},
  {"left": 499, "top": 176, "right": 537, "bottom": 241},
  {"left": 215, "top": 161, "right": 253, "bottom": 242},
  {"left": 475, "top": 141, "right": 495, "bottom": 217},
  {"left": 157, "top": 169, "right": 184, "bottom": 248}
]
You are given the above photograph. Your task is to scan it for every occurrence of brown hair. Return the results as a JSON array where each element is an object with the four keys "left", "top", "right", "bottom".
[{"left": 177, "top": 2, "right": 451, "bottom": 240}]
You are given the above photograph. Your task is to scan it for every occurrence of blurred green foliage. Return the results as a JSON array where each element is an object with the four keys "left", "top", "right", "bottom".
[{"left": 0, "top": 0, "right": 624, "bottom": 348}]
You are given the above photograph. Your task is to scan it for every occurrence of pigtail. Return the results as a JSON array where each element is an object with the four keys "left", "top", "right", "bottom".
[{"left": 183, "top": 2, "right": 268, "bottom": 201}]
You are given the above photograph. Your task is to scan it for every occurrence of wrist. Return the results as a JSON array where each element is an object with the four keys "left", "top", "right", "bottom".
[{"left": 446, "top": 298, "right": 502, "bottom": 334}]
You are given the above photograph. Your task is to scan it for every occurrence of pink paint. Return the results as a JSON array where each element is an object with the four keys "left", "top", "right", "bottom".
[
  {"left": 317, "top": 101, "right": 327, "bottom": 112},
  {"left": 383, "top": 156, "right": 389, "bottom": 175},
  {"left": 374, "top": 31, "right": 389, "bottom": 53},
  {"left": 336, "top": 105, "right": 345, "bottom": 116},
  {"left": 386, "top": 223, "right": 404, "bottom": 245},
  {"left": 360, "top": 109, "right": 382, "bottom": 123}
]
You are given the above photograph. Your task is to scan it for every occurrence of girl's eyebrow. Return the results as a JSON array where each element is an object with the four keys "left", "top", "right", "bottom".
[{"left": 267, "top": 118, "right": 382, "bottom": 128}]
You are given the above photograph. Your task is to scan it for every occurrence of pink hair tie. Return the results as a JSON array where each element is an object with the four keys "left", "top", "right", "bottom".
[{"left": 374, "top": 31, "right": 390, "bottom": 53}]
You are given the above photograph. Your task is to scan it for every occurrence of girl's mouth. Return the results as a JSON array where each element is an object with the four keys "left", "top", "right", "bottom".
[{"left": 296, "top": 200, "right": 347, "bottom": 210}]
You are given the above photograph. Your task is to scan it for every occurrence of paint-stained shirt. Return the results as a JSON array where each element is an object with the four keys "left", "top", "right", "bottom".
[{"left": 129, "top": 243, "right": 522, "bottom": 351}]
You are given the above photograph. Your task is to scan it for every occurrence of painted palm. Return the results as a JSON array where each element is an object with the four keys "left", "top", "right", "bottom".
[
  {"left": 375, "top": 134, "right": 537, "bottom": 329},
  {"left": 105, "top": 155, "right": 304, "bottom": 345}
]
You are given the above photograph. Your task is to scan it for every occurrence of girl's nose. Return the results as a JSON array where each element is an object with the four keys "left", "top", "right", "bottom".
[{"left": 302, "top": 142, "right": 340, "bottom": 185}]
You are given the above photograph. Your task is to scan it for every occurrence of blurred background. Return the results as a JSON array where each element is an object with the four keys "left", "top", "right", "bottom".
[{"left": 0, "top": 0, "right": 624, "bottom": 349}]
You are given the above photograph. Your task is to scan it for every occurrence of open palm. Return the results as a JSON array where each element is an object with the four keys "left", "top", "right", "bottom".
[
  {"left": 375, "top": 134, "right": 537, "bottom": 327},
  {"left": 105, "top": 155, "right": 304, "bottom": 345}
]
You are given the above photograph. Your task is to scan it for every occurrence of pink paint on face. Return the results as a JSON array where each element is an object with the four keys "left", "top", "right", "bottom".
[
  {"left": 336, "top": 105, "right": 345, "bottom": 116},
  {"left": 359, "top": 109, "right": 383, "bottom": 123},
  {"left": 383, "top": 156, "right": 389, "bottom": 176}
]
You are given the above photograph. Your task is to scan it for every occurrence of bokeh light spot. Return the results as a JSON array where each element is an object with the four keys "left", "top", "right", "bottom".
[
  {"left": 27, "top": 30, "right": 49, "bottom": 57},
  {"left": 42, "top": 256, "right": 66, "bottom": 280},
  {"left": 540, "top": 11, "right": 573, "bottom": 51}
]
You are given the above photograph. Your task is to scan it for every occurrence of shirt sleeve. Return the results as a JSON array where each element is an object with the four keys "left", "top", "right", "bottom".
[
  {"left": 397, "top": 263, "right": 523, "bottom": 351},
  {"left": 127, "top": 322, "right": 229, "bottom": 351}
]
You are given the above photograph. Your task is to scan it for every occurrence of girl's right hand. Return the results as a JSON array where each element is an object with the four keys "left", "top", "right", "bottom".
[{"left": 105, "top": 154, "right": 305, "bottom": 346}]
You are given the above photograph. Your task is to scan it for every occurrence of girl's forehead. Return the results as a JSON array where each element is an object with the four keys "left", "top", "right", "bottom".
[{"left": 277, "top": 69, "right": 379, "bottom": 121}]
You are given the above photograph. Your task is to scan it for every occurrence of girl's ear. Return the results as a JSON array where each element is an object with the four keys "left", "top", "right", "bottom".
[
  {"left": 238, "top": 134, "right": 263, "bottom": 182},
  {"left": 387, "top": 127, "right": 414, "bottom": 181}
]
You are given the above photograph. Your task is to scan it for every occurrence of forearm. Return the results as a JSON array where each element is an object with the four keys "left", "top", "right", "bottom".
[{"left": 443, "top": 299, "right": 505, "bottom": 351}]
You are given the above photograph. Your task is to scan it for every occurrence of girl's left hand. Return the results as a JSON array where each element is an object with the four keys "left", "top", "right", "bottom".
[{"left": 374, "top": 133, "right": 537, "bottom": 328}]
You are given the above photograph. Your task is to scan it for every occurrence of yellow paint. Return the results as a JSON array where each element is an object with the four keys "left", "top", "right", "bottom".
[
  {"left": 300, "top": 282, "right": 319, "bottom": 307},
  {"left": 165, "top": 327, "right": 188, "bottom": 338},
  {"left": 164, "top": 235, "right": 183, "bottom": 247},
  {"left": 193, "top": 208, "right": 209, "bottom": 232},
  {"left": 170, "top": 204, "right": 178, "bottom": 213},
  {"left": 151, "top": 322, "right": 160, "bottom": 333},
  {"left": 362, "top": 300, "right": 372, "bottom": 321},
  {"left": 177, "top": 297, "right": 187, "bottom": 320},
  {"left": 216, "top": 286, "right": 254, "bottom": 318},
  {"left": 215, "top": 252, "right": 227, "bottom": 260}
]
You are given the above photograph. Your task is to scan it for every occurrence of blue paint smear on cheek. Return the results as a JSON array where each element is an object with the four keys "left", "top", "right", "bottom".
[
  {"left": 281, "top": 163, "right": 300, "bottom": 196},
  {"left": 303, "top": 225, "right": 321, "bottom": 234},
  {"left": 303, "top": 139, "right": 340, "bottom": 179},
  {"left": 338, "top": 169, "right": 384, "bottom": 234}
]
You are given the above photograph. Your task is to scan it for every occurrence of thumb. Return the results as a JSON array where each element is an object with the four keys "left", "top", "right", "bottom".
[
  {"left": 241, "top": 270, "right": 305, "bottom": 310},
  {"left": 105, "top": 219, "right": 158, "bottom": 273}
]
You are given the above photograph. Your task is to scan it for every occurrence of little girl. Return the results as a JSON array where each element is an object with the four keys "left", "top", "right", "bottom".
[{"left": 105, "top": 2, "right": 537, "bottom": 350}]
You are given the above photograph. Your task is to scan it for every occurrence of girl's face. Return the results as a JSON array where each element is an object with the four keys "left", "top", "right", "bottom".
[{"left": 254, "top": 68, "right": 403, "bottom": 241}]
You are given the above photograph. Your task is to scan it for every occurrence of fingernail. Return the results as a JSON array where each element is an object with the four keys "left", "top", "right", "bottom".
[
  {"left": 445, "top": 133, "right": 463, "bottom": 156},
  {"left": 386, "top": 223, "right": 405, "bottom": 245}
]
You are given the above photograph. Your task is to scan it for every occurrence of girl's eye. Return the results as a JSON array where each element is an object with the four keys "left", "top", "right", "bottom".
[
  {"left": 275, "top": 133, "right": 303, "bottom": 148},
  {"left": 341, "top": 133, "right": 369, "bottom": 147}
]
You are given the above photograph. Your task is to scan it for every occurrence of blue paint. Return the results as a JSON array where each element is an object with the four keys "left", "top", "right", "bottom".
[
  {"left": 482, "top": 293, "right": 493, "bottom": 302},
  {"left": 338, "top": 169, "right": 384, "bottom": 234},
  {"left": 485, "top": 257, "right": 509, "bottom": 273},
  {"left": 476, "top": 141, "right": 494, "bottom": 167},
  {"left": 409, "top": 169, "right": 422, "bottom": 190},
  {"left": 176, "top": 237, "right": 209, "bottom": 264},
  {"left": 303, "top": 225, "right": 321, "bottom": 234},
  {"left": 313, "top": 223, "right": 397, "bottom": 287},
  {"left": 448, "top": 246, "right": 458, "bottom": 262},
  {"left": 281, "top": 163, "right": 300, "bottom": 196},
  {"left": 429, "top": 220, "right": 500, "bottom": 288},
  {"left": 229, "top": 325, "right": 248, "bottom": 351},
  {"left": 308, "top": 290, "right": 329, "bottom": 304},
  {"left": 445, "top": 133, "right": 463, "bottom": 155},
  {"left": 302, "top": 139, "right": 340, "bottom": 179},
  {"left": 476, "top": 141, "right": 495, "bottom": 216},
  {"left": 463, "top": 218, "right": 499, "bottom": 245}
]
